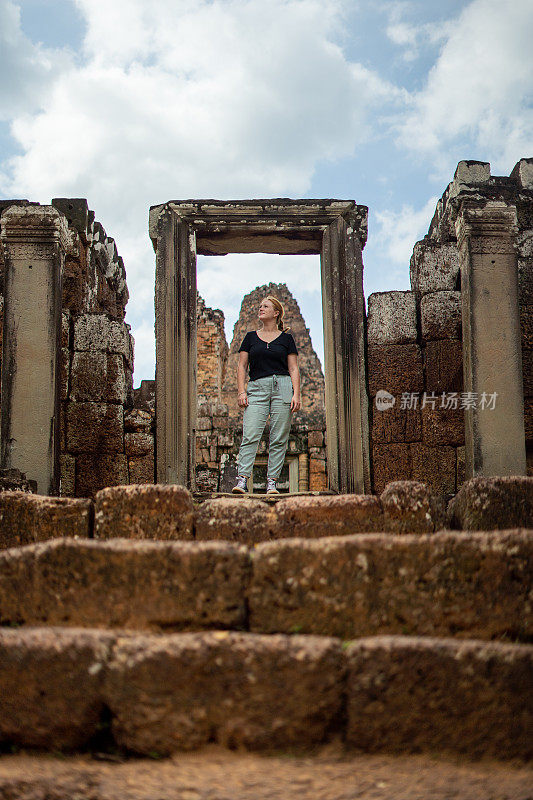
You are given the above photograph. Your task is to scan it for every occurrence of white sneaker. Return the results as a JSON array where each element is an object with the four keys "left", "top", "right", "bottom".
[
  {"left": 232, "top": 475, "right": 248, "bottom": 494},
  {"left": 266, "top": 478, "right": 279, "bottom": 495}
]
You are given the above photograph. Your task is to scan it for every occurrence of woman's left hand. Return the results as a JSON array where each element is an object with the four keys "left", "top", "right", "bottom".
[{"left": 291, "top": 394, "right": 301, "bottom": 412}]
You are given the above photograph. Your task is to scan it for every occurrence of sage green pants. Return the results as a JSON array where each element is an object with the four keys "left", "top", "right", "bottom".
[{"left": 237, "top": 374, "right": 293, "bottom": 480}]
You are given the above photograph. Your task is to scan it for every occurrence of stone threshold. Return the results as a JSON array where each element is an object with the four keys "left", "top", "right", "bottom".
[{"left": 193, "top": 491, "right": 336, "bottom": 503}]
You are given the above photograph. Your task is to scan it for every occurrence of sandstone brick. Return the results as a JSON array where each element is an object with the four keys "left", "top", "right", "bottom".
[
  {"left": 456, "top": 445, "right": 466, "bottom": 488},
  {"left": 75, "top": 453, "right": 129, "bottom": 498},
  {"left": 380, "top": 480, "right": 445, "bottom": 533},
  {"left": 104, "top": 632, "right": 344, "bottom": 754},
  {"left": 61, "top": 310, "right": 70, "bottom": 348},
  {"left": 60, "top": 347, "right": 70, "bottom": 400},
  {"left": 95, "top": 484, "right": 194, "bottom": 540},
  {"left": 345, "top": 636, "right": 533, "bottom": 760},
  {"left": 197, "top": 416, "right": 212, "bottom": 431},
  {"left": 410, "top": 241, "right": 460, "bottom": 295},
  {"left": 367, "top": 291, "right": 417, "bottom": 345},
  {"left": 518, "top": 258, "right": 533, "bottom": 305},
  {"left": 0, "top": 492, "right": 92, "bottom": 549},
  {"left": 125, "top": 431, "right": 153, "bottom": 456},
  {"left": 371, "top": 395, "right": 421, "bottom": 443},
  {"left": 0, "top": 538, "right": 249, "bottom": 631},
  {"left": 73, "top": 313, "right": 131, "bottom": 365},
  {"left": 372, "top": 443, "right": 412, "bottom": 494},
  {"left": 307, "top": 430, "right": 324, "bottom": 447},
  {"left": 273, "top": 494, "right": 385, "bottom": 538},
  {"left": 424, "top": 339, "right": 463, "bottom": 392},
  {"left": 66, "top": 402, "right": 123, "bottom": 453},
  {"left": 524, "top": 397, "right": 533, "bottom": 443},
  {"left": 420, "top": 290, "right": 462, "bottom": 340},
  {"left": 248, "top": 530, "right": 533, "bottom": 641},
  {"left": 367, "top": 344, "right": 424, "bottom": 396},
  {"left": 213, "top": 415, "right": 230, "bottom": 429},
  {"left": 410, "top": 443, "right": 456, "bottom": 496},
  {"left": 124, "top": 408, "right": 152, "bottom": 432},
  {"left": 523, "top": 348, "right": 533, "bottom": 396},
  {"left": 128, "top": 453, "right": 154, "bottom": 484},
  {"left": 60, "top": 453, "right": 76, "bottom": 497},
  {"left": 421, "top": 403, "right": 465, "bottom": 446},
  {"left": 448, "top": 476, "right": 533, "bottom": 530},
  {"left": 70, "top": 352, "right": 126, "bottom": 403},
  {"left": 309, "top": 472, "right": 328, "bottom": 492},
  {"left": 0, "top": 628, "right": 113, "bottom": 750},
  {"left": 195, "top": 498, "right": 273, "bottom": 544}
]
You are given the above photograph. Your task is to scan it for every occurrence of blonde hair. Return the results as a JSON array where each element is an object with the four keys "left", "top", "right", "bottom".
[{"left": 265, "top": 295, "right": 289, "bottom": 331}]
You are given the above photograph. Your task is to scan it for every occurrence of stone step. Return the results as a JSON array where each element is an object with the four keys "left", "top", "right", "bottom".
[
  {"left": 0, "top": 627, "right": 531, "bottom": 760},
  {"left": 1, "top": 750, "right": 532, "bottom": 800},
  {"left": 1, "top": 531, "right": 531, "bottom": 641}
]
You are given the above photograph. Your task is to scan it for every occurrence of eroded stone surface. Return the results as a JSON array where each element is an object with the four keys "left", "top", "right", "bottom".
[
  {"left": 195, "top": 498, "right": 273, "bottom": 544},
  {"left": 0, "top": 538, "right": 250, "bottom": 631},
  {"left": 345, "top": 636, "right": 533, "bottom": 760},
  {"left": 367, "top": 292, "right": 417, "bottom": 345},
  {"left": 0, "top": 627, "right": 113, "bottom": 750},
  {"left": 273, "top": 494, "right": 385, "bottom": 538},
  {"left": 248, "top": 530, "right": 533, "bottom": 641},
  {"left": 0, "top": 492, "right": 92, "bottom": 549},
  {"left": 95, "top": 484, "right": 194, "bottom": 540},
  {"left": 380, "top": 480, "right": 446, "bottom": 533},
  {"left": 104, "top": 631, "right": 344, "bottom": 754},
  {"left": 448, "top": 476, "right": 533, "bottom": 530}
]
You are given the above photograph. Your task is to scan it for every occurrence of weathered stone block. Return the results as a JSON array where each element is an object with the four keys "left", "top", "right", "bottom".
[
  {"left": 420, "top": 290, "right": 462, "bottom": 340},
  {"left": 61, "top": 310, "right": 70, "bottom": 348},
  {"left": 104, "top": 632, "right": 344, "bottom": 753},
  {"left": 95, "top": 484, "right": 194, "bottom": 540},
  {"left": 410, "top": 241, "right": 460, "bottom": 295},
  {"left": 70, "top": 352, "right": 126, "bottom": 403},
  {"left": 60, "top": 453, "right": 75, "bottom": 496},
  {"left": 0, "top": 491, "right": 92, "bottom": 549},
  {"left": 345, "top": 636, "right": 533, "bottom": 759},
  {"left": 424, "top": 339, "right": 463, "bottom": 392},
  {"left": 519, "top": 306, "right": 533, "bottom": 350},
  {"left": 372, "top": 443, "right": 412, "bottom": 494},
  {"left": 510, "top": 157, "right": 533, "bottom": 189},
  {"left": 524, "top": 397, "right": 533, "bottom": 443},
  {"left": 74, "top": 313, "right": 132, "bottom": 366},
  {"left": 371, "top": 395, "right": 421, "bottom": 443},
  {"left": 411, "top": 443, "right": 456, "bottom": 496},
  {"left": 66, "top": 401, "right": 123, "bottom": 453},
  {"left": 448, "top": 476, "right": 533, "bottom": 530},
  {"left": 367, "top": 344, "right": 424, "bottom": 396},
  {"left": 307, "top": 430, "right": 324, "bottom": 447},
  {"left": 125, "top": 431, "right": 153, "bottom": 456},
  {"left": 124, "top": 408, "right": 152, "bottom": 432},
  {"left": 523, "top": 348, "right": 533, "bottom": 396},
  {"left": 274, "top": 495, "right": 384, "bottom": 538},
  {"left": 380, "top": 480, "right": 445, "bottom": 533},
  {"left": 195, "top": 498, "right": 272, "bottom": 544},
  {"left": 367, "top": 291, "right": 417, "bottom": 345},
  {"left": 75, "top": 453, "right": 128, "bottom": 498},
  {"left": 421, "top": 403, "right": 465, "bottom": 446},
  {"left": 518, "top": 258, "right": 533, "bottom": 305},
  {"left": 0, "top": 538, "right": 250, "bottom": 631},
  {"left": 128, "top": 453, "right": 154, "bottom": 484},
  {"left": 0, "top": 628, "right": 113, "bottom": 749},
  {"left": 60, "top": 347, "right": 70, "bottom": 400},
  {"left": 248, "top": 530, "right": 533, "bottom": 641},
  {"left": 456, "top": 445, "right": 466, "bottom": 488},
  {"left": 197, "top": 416, "right": 212, "bottom": 431}
]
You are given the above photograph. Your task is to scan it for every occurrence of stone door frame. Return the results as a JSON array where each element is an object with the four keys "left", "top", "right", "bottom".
[{"left": 149, "top": 199, "right": 371, "bottom": 494}]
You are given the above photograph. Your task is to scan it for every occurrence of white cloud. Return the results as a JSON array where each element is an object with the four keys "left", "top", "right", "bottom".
[
  {"left": 0, "top": 0, "right": 72, "bottom": 119},
  {"left": 374, "top": 194, "right": 438, "bottom": 266},
  {"left": 384, "top": 2, "right": 452, "bottom": 62},
  {"left": 0, "top": 0, "right": 397, "bottom": 380},
  {"left": 397, "top": 0, "right": 533, "bottom": 172}
]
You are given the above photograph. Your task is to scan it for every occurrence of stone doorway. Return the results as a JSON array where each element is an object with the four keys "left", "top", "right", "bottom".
[{"left": 149, "top": 199, "right": 371, "bottom": 494}]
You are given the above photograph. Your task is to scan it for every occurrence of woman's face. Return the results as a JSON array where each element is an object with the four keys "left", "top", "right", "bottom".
[{"left": 258, "top": 298, "right": 278, "bottom": 323}]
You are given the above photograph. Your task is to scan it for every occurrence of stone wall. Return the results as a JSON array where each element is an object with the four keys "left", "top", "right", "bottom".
[
  {"left": 367, "top": 159, "right": 533, "bottom": 497},
  {"left": 0, "top": 199, "right": 149, "bottom": 497}
]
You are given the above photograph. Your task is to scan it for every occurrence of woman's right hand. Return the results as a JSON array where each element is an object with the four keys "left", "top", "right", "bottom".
[{"left": 238, "top": 392, "right": 248, "bottom": 408}]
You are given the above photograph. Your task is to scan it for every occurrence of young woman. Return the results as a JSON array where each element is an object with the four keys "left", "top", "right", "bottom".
[{"left": 232, "top": 295, "right": 301, "bottom": 495}]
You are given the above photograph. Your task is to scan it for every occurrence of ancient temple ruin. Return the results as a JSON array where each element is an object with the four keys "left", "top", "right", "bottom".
[{"left": 0, "top": 159, "right": 531, "bottom": 498}]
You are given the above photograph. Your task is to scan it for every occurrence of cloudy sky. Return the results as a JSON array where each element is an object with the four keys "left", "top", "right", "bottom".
[{"left": 1, "top": 0, "right": 532, "bottom": 380}]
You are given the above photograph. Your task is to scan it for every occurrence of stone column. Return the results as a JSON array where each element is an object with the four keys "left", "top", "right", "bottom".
[
  {"left": 321, "top": 212, "right": 371, "bottom": 494},
  {"left": 152, "top": 206, "right": 197, "bottom": 487},
  {"left": 1, "top": 205, "right": 67, "bottom": 494},
  {"left": 455, "top": 199, "right": 526, "bottom": 477}
]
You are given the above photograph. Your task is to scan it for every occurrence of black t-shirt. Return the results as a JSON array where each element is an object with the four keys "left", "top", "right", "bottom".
[{"left": 239, "top": 330, "right": 298, "bottom": 381}]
